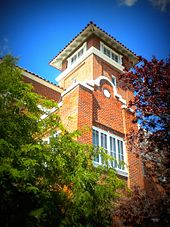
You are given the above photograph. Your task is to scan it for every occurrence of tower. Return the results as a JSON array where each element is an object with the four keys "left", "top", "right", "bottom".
[{"left": 49, "top": 22, "right": 144, "bottom": 188}]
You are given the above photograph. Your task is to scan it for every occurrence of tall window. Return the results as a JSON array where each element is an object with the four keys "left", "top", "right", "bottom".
[
  {"left": 92, "top": 129, "right": 99, "bottom": 162},
  {"left": 117, "top": 139, "right": 125, "bottom": 170},
  {"left": 92, "top": 127, "right": 126, "bottom": 173},
  {"left": 110, "top": 137, "right": 117, "bottom": 168},
  {"left": 100, "top": 42, "right": 122, "bottom": 65}
]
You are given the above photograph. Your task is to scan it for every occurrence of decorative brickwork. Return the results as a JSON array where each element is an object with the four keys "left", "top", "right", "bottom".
[{"left": 93, "top": 81, "right": 124, "bottom": 134}]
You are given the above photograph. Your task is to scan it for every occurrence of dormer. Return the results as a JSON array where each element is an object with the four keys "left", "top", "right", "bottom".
[{"left": 49, "top": 22, "right": 138, "bottom": 89}]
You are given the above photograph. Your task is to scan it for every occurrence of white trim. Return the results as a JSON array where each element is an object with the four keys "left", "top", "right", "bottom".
[
  {"left": 58, "top": 101, "right": 63, "bottom": 107},
  {"left": 121, "top": 104, "right": 135, "bottom": 113},
  {"left": 38, "top": 105, "right": 57, "bottom": 120},
  {"left": 92, "top": 126, "right": 128, "bottom": 177},
  {"left": 22, "top": 70, "right": 62, "bottom": 92},
  {"left": 95, "top": 76, "right": 113, "bottom": 87},
  {"left": 115, "top": 94, "right": 127, "bottom": 104},
  {"left": 94, "top": 76, "right": 127, "bottom": 104},
  {"left": 61, "top": 81, "right": 94, "bottom": 97},
  {"left": 111, "top": 75, "right": 117, "bottom": 87},
  {"left": 55, "top": 46, "right": 124, "bottom": 82}
]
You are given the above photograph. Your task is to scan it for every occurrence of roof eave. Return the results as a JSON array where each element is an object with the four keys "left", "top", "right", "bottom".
[{"left": 49, "top": 22, "right": 139, "bottom": 70}]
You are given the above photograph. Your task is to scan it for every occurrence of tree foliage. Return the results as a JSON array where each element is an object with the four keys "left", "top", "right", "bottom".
[
  {"left": 0, "top": 55, "right": 124, "bottom": 226},
  {"left": 116, "top": 56, "right": 170, "bottom": 226}
]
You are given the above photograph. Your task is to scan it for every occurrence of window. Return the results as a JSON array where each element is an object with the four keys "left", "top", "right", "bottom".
[
  {"left": 111, "top": 76, "right": 116, "bottom": 87},
  {"left": 92, "top": 129, "right": 99, "bottom": 162},
  {"left": 42, "top": 131, "right": 61, "bottom": 145},
  {"left": 92, "top": 127, "right": 126, "bottom": 173},
  {"left": 110, "top": 137, "right": 117, "bottom": 168},
  {"left": 117, "top": 139, "right": 125, "bottom": 170},
  {"left": 71, "top": 77, "right": 77, "bottom": 84},
  {"left": 68, "top": 43, "right": 86, "bottom": 67},
  {"left": 100, "top": 42, "right": 122, "bottom": 65}
]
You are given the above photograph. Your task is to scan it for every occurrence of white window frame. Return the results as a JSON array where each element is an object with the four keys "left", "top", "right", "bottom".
[
  {"left": 100, "top": 42, "right": 122, "bottom": 65},
  {"left": 92, "top": 126, "right": 128, "bottom": 177},
  {"left": 37, "top": 104, "right": 57, "bottom": 120},
  {"left": 67, "top": 42, "right": 87, "bottom": 67}
]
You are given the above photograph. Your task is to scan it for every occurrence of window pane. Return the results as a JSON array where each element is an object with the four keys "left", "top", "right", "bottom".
[
  {"left": 111, "top": 52, "right": 115, "bottom": 60},
  {"left": 78, "top": 48, "right": 84, "bottom": 58},
  {"left": 115, "top": 55, "right": 118, "bottom": 62},
  {"left": 101, "top": 133, "right": 107, "bottom": 149},
  {"left": 101, "top": 133, "right": 107, "bottom": 163},
  {"left": 118, "top": 140, "right": 124, "bottom": 170},
  {"left": 71, "top": 55, "right": 77, "bottom": 64},
  {"left": 93, "top": 129, "right": 99, "bottom": 162},
  {"left": 110, "top": 137, "right": 117, "bottom": 167},
  {"left": 104, "top": 47, "right": 110, "bottom": 57},
  {"left": 111, "top": 53, "right": 118, "bottom": 62}
]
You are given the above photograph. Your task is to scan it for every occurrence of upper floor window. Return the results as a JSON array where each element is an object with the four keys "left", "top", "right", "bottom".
[
  {"left": 68, "top": 42, "right": 87, "bottom": 67},
  {"left": 92, "top": 127, "right": 126, "bottom": 173},
  {"left": 100, "top": 42, "right": 122, "bottom": 65}
]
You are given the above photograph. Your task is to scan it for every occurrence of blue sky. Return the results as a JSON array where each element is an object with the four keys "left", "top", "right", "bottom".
[{"left": 0, "top": 0, "right": 170, "bottom": 84}]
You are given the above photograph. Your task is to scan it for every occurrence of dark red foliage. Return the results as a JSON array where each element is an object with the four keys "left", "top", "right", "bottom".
[
  {"left": 116, "top": 186, "right": 169, "bottom": 227},
  {"left": 120, "top": 56, "right": 170, "bottom": 190},
  {"left": 116, "top": 56, "right": 170, "bottom": 226}
]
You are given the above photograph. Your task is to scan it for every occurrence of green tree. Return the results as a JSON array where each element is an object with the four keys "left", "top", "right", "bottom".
[{"left": 0, "top": 55, "right": 124, "bottom": 226}]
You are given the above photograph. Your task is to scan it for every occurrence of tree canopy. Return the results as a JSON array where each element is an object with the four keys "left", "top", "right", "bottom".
[{"left": 0, "top": 55, "right": 124, "bottom": 226}]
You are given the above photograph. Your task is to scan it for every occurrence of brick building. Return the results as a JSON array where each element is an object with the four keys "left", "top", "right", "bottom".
[{"left": 23, "top": 22, "right": 144, "bottom": 189}]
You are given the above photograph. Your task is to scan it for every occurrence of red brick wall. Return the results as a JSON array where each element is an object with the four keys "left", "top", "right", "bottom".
[
  {"left": 93, "top": 81, "right": 124, "bottom": 135},
  {"left": 23, "top": 77, "right": 61, "bottom": 102},
  {"left": 59, "top": 87, "right": 79, "bottom": 132},
  {"left": 87, "top": 35, "right": 100, "bottom": 50},
  {"left": 77, "top": 85, "right": 93, "bottom": 144},
  {"left": 122, "top": 109, "right": 144, "bottom": 189}
]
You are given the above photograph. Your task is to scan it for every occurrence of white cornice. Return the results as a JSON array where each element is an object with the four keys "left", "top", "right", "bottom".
[
  {"left": 55, "top": 47, "right": 124, "bottom": 83},
  {"left": 61, "top": 81, "right": 94, "bottom": 97},
  {"left": 94, "top": 76, "right": 127, "bottom": 105},
  {"left": 121, "top": 104, "right": 135, "bottom": 113}
]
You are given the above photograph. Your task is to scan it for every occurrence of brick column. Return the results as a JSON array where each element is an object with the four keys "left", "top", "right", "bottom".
[
  {"left": 77, "top": 85, "right": 93, "bottom": 144},
  {"left": 122, "top": 108, "right": 144, "bottom": 189}
]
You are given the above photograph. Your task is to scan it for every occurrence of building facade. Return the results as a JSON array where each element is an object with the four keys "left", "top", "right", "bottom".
[{"left": 23, "top": 22, "right": 144, "bottom": 189}]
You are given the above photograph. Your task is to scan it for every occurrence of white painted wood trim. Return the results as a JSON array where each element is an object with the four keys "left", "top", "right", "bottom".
[
  {"left": 92, "top": 126, "right": 128, "bottom": 177},
  {"left": 61, "top": 81, "right": 94, "bottom": 97},
  {"left": 22, "top": 70, "right": 62, "bottom": 92}
]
